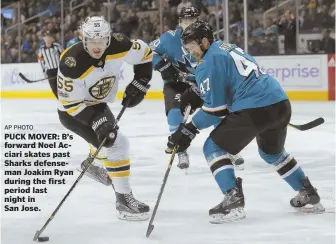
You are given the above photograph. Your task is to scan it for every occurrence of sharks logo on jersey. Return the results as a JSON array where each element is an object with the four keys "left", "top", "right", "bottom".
[
  {"left": 150, "top": 28, "right": 197, "bottom": 82},
  {"left": 174, "top": 47, "right": 196, "bottom": 74}
]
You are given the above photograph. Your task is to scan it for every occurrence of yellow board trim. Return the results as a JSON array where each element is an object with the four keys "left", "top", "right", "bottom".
[
  {"left": 0, "top": 91, "right": 57, "bottom": 99},
  {"left": 285, "top": 91, "right": 328, "bottom": 101},
  {"left": 114, "top": 91, "right": 163, "bottom": 100},
  {"left": 0, "top": 91, "right": 328, "bottom": 101},
  {"left": 79, "top": 66, "right": 95, "bottom": 80},
  {"left": 105, "top": 51, "right": 128, "bottom": 60},
  {"left": 108, "top": 171, "right": 130, "bottom": 177},
  {"left": 104, "top": 159, "right": 130, "bottom": 167}
]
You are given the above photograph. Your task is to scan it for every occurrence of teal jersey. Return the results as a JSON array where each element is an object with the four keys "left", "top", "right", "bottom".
[
  {"left": 149, "top": 29, "right": 196, "bottom": 82},
  {"left": 192, "top": 41, "right": 288, "bottom": 129}
]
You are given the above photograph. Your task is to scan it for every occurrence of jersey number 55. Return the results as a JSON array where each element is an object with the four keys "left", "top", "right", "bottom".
[{"left": 57, "top": 76, "right": 73, "bottom": 92}]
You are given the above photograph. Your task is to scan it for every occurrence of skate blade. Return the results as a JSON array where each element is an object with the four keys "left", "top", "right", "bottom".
[
  {"left": 182, "top": 167, "right": 189, "bottom": 175},
  {"left": 209, "top": 208, "right": 246, "bottom": 224},
  {"left": 177, "top": 163, "right": 190, "bottom": 174},
  {"left": 117, "top": 210, "right": 149, "bottom": 221},
  {"left": 233, "top": 164, "right": 244, "bottom": 171},
  {"left": 76, "top": 168, "right": 111, "bottom": 186},
  {"left": 298, "top": 202, "right": 325, "bottom": 214}
]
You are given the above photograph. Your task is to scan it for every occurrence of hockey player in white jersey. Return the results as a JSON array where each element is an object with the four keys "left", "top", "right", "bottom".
[{"left": 57, "top": 16, "right": 153, "bottom": 221}]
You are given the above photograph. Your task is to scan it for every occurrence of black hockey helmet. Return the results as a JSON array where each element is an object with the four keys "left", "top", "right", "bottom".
[
  {"left": 179, "top": 7, "right": 200, "bottom": 19},
  {"left": 181, "top": 20, "right": 215, "bottom": 46}
]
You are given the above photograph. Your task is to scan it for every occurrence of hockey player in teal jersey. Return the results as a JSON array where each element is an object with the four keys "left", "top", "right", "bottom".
[
  {"left": 166, "top": 20, "right": 325, "bottom": 223},
  {"left": 150, "top": 7, "right": 244, "bottom": 171}
]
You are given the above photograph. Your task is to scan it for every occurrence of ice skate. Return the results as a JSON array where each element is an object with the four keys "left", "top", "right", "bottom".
[
  {"left": 115, "top": 192, "right": 150, "bottom": 221},
  {"left": 209, "top": 177, "right": 246, "bottom": 223},
  {"left": 79, "top": 155, "right": 112, "bottom": 186},
  {"left": 290, "top": 177, "right": 325, "bottom": 213},
  {"left": 228, "top": 154, "right": 245, "bottom": 170},
  {"left": 177, "top": 151, "right": 190, "bottom": 174}
]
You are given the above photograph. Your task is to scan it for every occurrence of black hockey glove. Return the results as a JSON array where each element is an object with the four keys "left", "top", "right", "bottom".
[
  {"left": 180, "top": 86, "right": 204, "bottom": 115},
  {"left": 90, "top": 114, "right": 119, "bottom": 148},
  {"left": 166, "top": 122, "right": 199, "bottom": 154},
  {"left": 154, "top": 58, "right": 181, "bottom": 83},
  {"left": 122, "top": 78, "right": 150, "bottom": 108}
]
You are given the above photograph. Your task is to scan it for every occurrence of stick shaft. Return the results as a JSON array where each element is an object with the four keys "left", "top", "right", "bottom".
[
  {"left": 146, "top": 106, "right": 191, "bottom": 237},
  {"left": 33, "top": 106, "right": 127, "bottom": 240},
  {"left": 19, "top": 73, "right": 54, "bottom": 83}
]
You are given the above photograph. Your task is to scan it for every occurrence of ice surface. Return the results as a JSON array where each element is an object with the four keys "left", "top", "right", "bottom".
[{"left": 1, "top": 100, "right": 335, "bottom": 244}]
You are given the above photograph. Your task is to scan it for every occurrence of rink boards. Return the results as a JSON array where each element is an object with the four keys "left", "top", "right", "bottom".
[{"left": 1, "top": 54, "right": 335, "bottom": 101}]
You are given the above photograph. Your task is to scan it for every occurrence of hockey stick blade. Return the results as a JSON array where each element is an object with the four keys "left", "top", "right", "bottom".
[
  {"left": 146, "top": 224, "right": 154, "bottom": 238},
  {"left": 145, "top": 151, "right": 175, "bottom": 238},
  {"left": 145, "top": 106, "right": 192, "bottom": 238},
  {"left": 19, "top": 73, "right": 54, "bottom": 83},
  {"left": 289, "top": 117, "right": 324, "bottom": 131},
  {"left": 33, "top": 230, "right": 40, "bottom": 241}
]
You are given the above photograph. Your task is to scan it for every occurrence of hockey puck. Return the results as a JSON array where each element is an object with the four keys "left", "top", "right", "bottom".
[{"left": 37, "top": 236, "right": 49, "bottom": 242}]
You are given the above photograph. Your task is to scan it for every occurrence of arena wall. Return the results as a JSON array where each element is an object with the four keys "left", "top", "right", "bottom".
[{"left": 1, "top": 54, "right": 335, "bottom": 101}]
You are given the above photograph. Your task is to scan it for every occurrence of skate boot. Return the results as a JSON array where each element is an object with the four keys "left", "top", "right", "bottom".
[
  {"left": 80, "top": 155, "right": 112, "bottom": 186},
  {"left": 209, "top": 177, "right": 246, "bottom": 223},
  {"left": 290, "top": 177, "right": 325, "bottom": 213},
  {"left": 228, "top": 154, "right": 245, "bottom": 170},
  {"left": 116, "top": 192, "right": 150, "bottom": 221},
  {"left": 177, "top": 151, "right": 190, "bottom": 173}
]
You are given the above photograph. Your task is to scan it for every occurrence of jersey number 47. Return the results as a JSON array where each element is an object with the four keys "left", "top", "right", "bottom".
[{"left": 228, "top": 47, "right": 265, "bottom": 79}]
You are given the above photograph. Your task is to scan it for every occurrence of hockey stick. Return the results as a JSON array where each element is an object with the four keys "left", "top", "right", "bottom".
[
  {"left": 19, "top": 72, "right": 56, "bottom": 83},
  {"left": 146, "top": 106, "right": 192, "bottom": 238},
  {"left": 33, "top": 105, "right": 128, "bottom": 242},
  {"left": 289, "top": 117, "right": 324, "bottom": 131}
]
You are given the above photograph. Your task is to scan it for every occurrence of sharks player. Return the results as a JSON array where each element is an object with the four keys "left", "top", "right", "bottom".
[
  {"left": 150, "top": 7, "right": 244, "bottom": 171},
  {"left": 57, "top": 16, "right": 153, "bottom": 220},
  {"left": 167, "top": 20, "right": 324, "bottom": 223}
]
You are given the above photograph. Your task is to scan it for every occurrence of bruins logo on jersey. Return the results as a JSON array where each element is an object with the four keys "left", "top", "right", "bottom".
[
  {"left": 113, "top": 33, "right": 124, "bottom": 42},
  {"left": 89, "top": 76, "right": 116, "bottom": 100},
  {"left": 64, "top": 57, "right": 76, "bottom": 67}
]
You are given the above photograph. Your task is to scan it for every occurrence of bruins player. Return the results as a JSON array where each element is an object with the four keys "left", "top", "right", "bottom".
[{"left": 57, "top": 16, "right": 153, "bottom": 221}]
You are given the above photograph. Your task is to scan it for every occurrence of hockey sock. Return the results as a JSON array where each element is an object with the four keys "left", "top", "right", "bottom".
[
  {"left": 259, "top": 148, "right": 306, "bottom": 191},
  {"left": 89, "top": 143, "right": 107, "bottom": 161},
  {"left": 167, "top": 108, "right": 183, "bottom": 133},
  {"left": 204, "top": 138, "right": 237, "bottom": 193},
  {"left": 104, "top": 159, "right": 131, "bottom": 194}
]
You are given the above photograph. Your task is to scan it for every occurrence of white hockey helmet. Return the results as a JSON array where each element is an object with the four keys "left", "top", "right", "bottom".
[{"left": 81, "top": 16, "right": 111, "bottom": 59}]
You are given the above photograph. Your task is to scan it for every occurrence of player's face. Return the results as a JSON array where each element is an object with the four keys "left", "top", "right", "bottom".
[
  {"left": 180, "top": 18, "right": 197, "bottom": 30},
  {"left": 86, "top": 37, "right": 109, "bottom": 59},
  {"left": 183, "top": 40, "right": 203, "bottom": 61},
  {"left": 43, "top": 36, "right": 54, "bottom": 47}
]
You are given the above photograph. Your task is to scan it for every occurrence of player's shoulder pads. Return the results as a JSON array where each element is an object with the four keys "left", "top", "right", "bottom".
[
  {"left": 59, "top": 42, "right": 93, "bottom": 79},
  {"left": 106, "top": 33, "right": 133, "bottom": 55}
]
